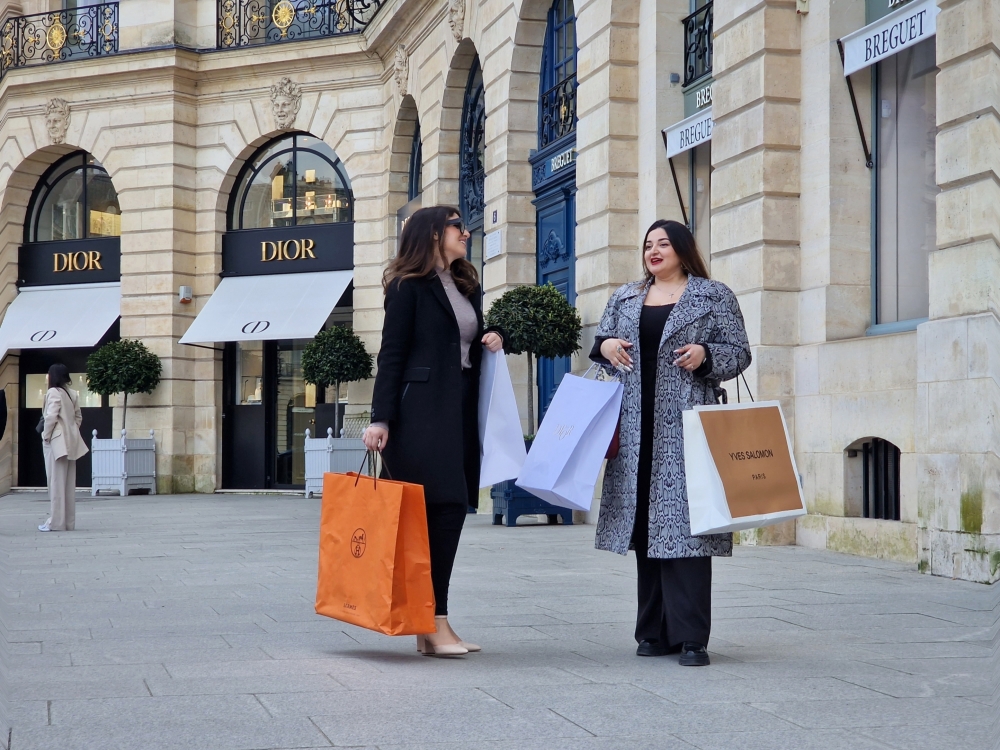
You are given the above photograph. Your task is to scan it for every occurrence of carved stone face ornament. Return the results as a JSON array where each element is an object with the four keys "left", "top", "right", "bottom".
[
  {"left": 44, "top": 98, "right": 70, "bottom": 145},
  {"left": 448, "top": 0, "right": 465, "bottom": 43},
  {"left": 394, "top": 44, "right": 409, "bottom": 97},
  {"left": 269, "top": 77, "right": 302, "bottom": 130}
]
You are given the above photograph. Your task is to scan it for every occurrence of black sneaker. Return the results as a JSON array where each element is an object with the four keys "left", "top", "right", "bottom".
[
  {"left": 636, "top": 640, "right": 668, "bottom": 657},
  {"left": 678, "top": 642, "right": 710, "bottom": 666}
]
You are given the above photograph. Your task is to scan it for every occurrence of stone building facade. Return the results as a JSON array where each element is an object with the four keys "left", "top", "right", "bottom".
[{"left": 0, "top": 0, "right": 994, "bottom": 583}]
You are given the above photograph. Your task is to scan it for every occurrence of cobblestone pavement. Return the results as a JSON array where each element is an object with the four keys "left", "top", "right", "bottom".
[{"left": 0, "top": 492, "right": 997, "bottom": 750}]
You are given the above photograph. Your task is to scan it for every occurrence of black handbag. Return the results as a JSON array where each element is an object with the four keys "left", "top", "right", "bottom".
[{"left": 35, "top": 415, "right": 44, "bottom": 435}]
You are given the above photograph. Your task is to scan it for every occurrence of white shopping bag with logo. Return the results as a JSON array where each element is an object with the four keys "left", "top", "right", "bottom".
[
  {"left": 684, "top": 400, "right": 806, "bottom": 535},
  {"left": 515, "top": 369, "right": 623, "bottom": 511},
  {"left": 479, "top": 349, "right": 527, "bottom": 487}
]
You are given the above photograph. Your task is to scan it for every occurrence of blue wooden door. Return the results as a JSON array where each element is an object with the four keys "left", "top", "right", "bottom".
[{"left": 535, "top": 185, "right": 576, "bottom": 421}]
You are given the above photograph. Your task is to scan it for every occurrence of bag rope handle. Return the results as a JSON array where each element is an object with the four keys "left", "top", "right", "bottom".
[
  {"left": 736, "top": 372, "right": 755, "bottom": 403},
  {"left": 353, "top": 450, "right": 393, "bottom": 487}
]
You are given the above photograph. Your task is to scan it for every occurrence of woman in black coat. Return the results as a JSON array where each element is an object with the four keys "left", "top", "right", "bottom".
[{"left": 364, "top": 205, "right": 503, "bottom": 657}]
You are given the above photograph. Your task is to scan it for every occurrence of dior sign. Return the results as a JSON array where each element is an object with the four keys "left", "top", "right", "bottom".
[{"left": 222, "top": 223, "right": 354, "bottom": 278}]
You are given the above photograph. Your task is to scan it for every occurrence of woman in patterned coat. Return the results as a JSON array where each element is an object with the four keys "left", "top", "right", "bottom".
[{"left": 590, "top": 219, "right": 750, "bottom": 666}]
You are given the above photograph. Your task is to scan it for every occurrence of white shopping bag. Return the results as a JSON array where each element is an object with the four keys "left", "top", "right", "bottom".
[
  {"left": 683, "top": 401, "right": 806, "bottom": 535},
  {"left": 479, "top": 349, "right": 527, "bottom": 487},
  {"left": 515, "top": 371, "right": 623, "bottom": 511}
]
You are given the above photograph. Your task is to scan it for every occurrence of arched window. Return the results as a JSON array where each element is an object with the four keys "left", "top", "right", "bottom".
[
  {"left": 27, "top": 152, "right": 120, "bottom": 243},
  {"left": 539, "top": 0, "right": 577, "bottom": 149},
  {"left": 408, "top": 119, "right": 423, "bottom": 201},
  {"left": 230, "top": 133, "right": 353, "bottom": 230},
  {"left": 460, "top": 59, "right": 486, "bottom": 231}
]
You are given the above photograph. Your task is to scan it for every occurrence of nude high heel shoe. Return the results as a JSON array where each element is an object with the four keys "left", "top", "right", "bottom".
[
  {"left": 436, "top": 615, "right": 481, "bottom": 653},
  {"left": 415, "top": 618, "right": 468, "bottom": 657}
]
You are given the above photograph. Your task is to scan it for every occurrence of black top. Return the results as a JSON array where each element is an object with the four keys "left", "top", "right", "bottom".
[{"left": 638, "top": 305, "right": 674, "bottom": 470}]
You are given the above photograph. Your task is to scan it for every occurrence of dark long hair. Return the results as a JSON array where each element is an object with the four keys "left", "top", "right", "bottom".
[
  {"left": 47, "top": 363, "right": 71, "bottom": 392},
  {"left": 383, "top": 205, "right": 479, "bottom": 296},
  {"left": 642, "top": 219, "right": 710, "bottom": 281}
]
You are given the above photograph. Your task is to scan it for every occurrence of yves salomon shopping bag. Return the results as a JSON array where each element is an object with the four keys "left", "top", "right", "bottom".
[
  {"left": 315, "top": 459, "right": 436, "bottom": 636},
  {"left": 479, "top": 349, "right": 527, "bottom": 488},
  {"left": 515, "top": 371, "right": 623, "bottom": 512},
  {"left": 683, "top": 401, "right": 806, "bottom": 536}
]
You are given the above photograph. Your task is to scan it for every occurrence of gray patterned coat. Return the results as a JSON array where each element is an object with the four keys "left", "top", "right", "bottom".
[{"left": 592, "top": 275, "right": 751, "bottom": 559}]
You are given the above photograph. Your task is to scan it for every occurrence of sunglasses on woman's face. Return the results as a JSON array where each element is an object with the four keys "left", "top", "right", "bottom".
[{"left": 445, "top": 218, "right": 467, "bottom": 234}]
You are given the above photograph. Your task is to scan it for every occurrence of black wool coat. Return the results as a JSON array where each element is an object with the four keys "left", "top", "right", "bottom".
[{"left": 371, "top": 274, "right": 499, "bottom": 507}]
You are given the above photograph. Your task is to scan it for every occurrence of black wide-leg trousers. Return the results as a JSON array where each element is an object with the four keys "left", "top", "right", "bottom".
[
  {"left": 632, "top": 437, "right": 713, "bottom": 649},
  {"left": 424, "top": 368, "right": 477, "bottom": 616}
]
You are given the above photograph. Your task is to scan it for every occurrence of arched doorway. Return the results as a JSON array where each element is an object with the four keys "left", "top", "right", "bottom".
[
  {"left": 460, "top": 58, "right": 486, "bottom": 280},
  {"left": 12, "top": 151, "right": 121, "bottom": 487},
  {"left": 531, "top": 0, "right": 577, "bottom": 419},
  {"left": 180, "top": 133, "right": 355, "bottom": 490}
]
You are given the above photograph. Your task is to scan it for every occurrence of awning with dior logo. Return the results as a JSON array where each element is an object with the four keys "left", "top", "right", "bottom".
[
  {"left": 0, "top": 282, "right": 120, "bottom": 361},
  {"left": 178, "top": 270, "right": 353, "bottom": 344}
]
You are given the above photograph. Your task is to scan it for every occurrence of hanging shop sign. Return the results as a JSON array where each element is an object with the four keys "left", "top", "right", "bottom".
[
  {"left": 18, "top": 238, "right": 121, "bottom": 287},
  {"left": 221, "top": 222, "right": 354, "bottom": 277},
  {"left": 840, "top": 0, "right": 939, "bottom": 76},
  {"left": 662, "top": 107, "right": 714, "bottom": 159}
]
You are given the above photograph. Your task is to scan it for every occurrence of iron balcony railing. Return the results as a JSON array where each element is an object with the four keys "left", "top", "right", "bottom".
[
  {"left": 0, "top": 3, "right": 118, "bottom": 79},
  {"left": 682, "top": 2, "right": 713, "bottom": 87},
  {"left": 538, "top": 75, "right": 577, "bottom": 149},
  {"left": 217, "top": 0, "right": 387, "bottom": 49}
]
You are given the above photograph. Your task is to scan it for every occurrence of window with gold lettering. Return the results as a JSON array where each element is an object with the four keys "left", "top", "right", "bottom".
[
  {"left": 29, "top": 152, "right": 121, "bottom": 242},
  {"left": 231, "top": 134, "right": 353, "bottom": 230}
]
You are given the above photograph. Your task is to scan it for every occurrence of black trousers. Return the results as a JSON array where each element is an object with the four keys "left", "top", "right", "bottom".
[
  {"left": 425, "top": 501, "right": 467, "bottom": 616},
  {"left": 632, "top": 464, "right": 713, "bottom": 648}
]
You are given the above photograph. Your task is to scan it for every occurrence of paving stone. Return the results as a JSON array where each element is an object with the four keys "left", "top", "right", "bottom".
[{"left": 2, "top": 492, "right": 995, "bottom": 750}]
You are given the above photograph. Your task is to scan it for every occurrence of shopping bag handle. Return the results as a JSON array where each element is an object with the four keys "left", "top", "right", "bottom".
[
  {"left": 353, "top": 450, "right": 393, "bottom": 487},
  {"left": 736, "top": 372, "right": 755, "bottom": 403}
]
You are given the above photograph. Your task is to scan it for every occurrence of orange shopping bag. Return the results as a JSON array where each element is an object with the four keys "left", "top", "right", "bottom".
[{"left": 315, "top": 455, "right": 436, "bottom": 636}]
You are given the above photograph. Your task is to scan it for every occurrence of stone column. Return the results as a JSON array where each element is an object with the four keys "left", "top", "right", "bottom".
[
  {"left": 574, "top": 0, "right": 641, "bottom": 365},
  {"left": 916, "top": 0, "right": 1000, "bottom": 582},
  {"left": 711, "top": 0, "right": 801, "bottom": 545},
  {"left": 114, "top": 87, "right": 201, "bottom": 493}
]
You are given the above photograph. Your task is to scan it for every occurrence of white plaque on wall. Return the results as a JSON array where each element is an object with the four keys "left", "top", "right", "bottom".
[{"left": 484, "top": 229, "right": 503, "bottom": 260}]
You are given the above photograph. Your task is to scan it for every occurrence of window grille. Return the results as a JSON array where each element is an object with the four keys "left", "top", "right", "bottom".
[{"left": 862, "top": 437, "right": 900, "bottom": 521}]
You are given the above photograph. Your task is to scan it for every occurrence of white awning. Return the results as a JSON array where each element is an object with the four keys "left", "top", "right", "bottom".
[
  {"left": 840, "top": 0, "right": 939, "bottom": 76},
  {"left": 662, "top": 107, "right": 713, "bottom": 159},
  {"left": 0, "top": 282, "right": 120, "bottom": 361},
  {"left": 178, "top": 270, "right": 353, "bottom": 344}
]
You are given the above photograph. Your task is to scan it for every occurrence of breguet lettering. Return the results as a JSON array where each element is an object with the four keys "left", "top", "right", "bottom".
[
  {"left": 53, "top": 250, "right": 102, "bottom": 272},
  {"left": 261, "top": 238, "right": 317, "bottom": 262}
]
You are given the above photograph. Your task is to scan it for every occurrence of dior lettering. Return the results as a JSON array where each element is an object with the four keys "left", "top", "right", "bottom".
[
  {"left": 260, "top": 238, "right": 317, "bottom": 261},
  {"left": 864, "top": 10, "right": 927, "bottom": 62},
  {"left": 728, "top": 449, "right": 775, "bottom": 461},
  {"left": 553, "top": 424, "right": 575, "bottom": 439},
  {"left": 53, "top": 250, "right": 102, "bottom": 272},
  {"left": 241, "top": 321, "right": 270, "bottom": 335},
  {"left": 30, "top": 330, "right": 57, "bottom": 342}
]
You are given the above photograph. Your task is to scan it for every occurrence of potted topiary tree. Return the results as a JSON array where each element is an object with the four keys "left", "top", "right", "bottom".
[
  {"left": 485, "top": 282, "right": 582, "bottom": 435},
  {"left": 300, "top": 326, "right": 374, "bottom": 497},
  {"left": 86, "top": 339, "right": 162, "bottom": 496},
  {"left": 484, "top": 283, "right": 581, "bottom": 526}
]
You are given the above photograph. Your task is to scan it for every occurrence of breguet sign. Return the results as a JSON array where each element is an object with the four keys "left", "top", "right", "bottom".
[
  {"left": 19, "top": 238, "right": 121, "bottom": 286},
  {"left": 840, "top": 0, "right": 938, "bottom": 76},
  {"left": 222, "top": 222, "right": 354, "bottom": 277}
]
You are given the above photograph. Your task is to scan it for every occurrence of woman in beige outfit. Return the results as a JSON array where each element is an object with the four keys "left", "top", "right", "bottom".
[{"left": 39, "top": 364, "right": 88, "bottom": 532}]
